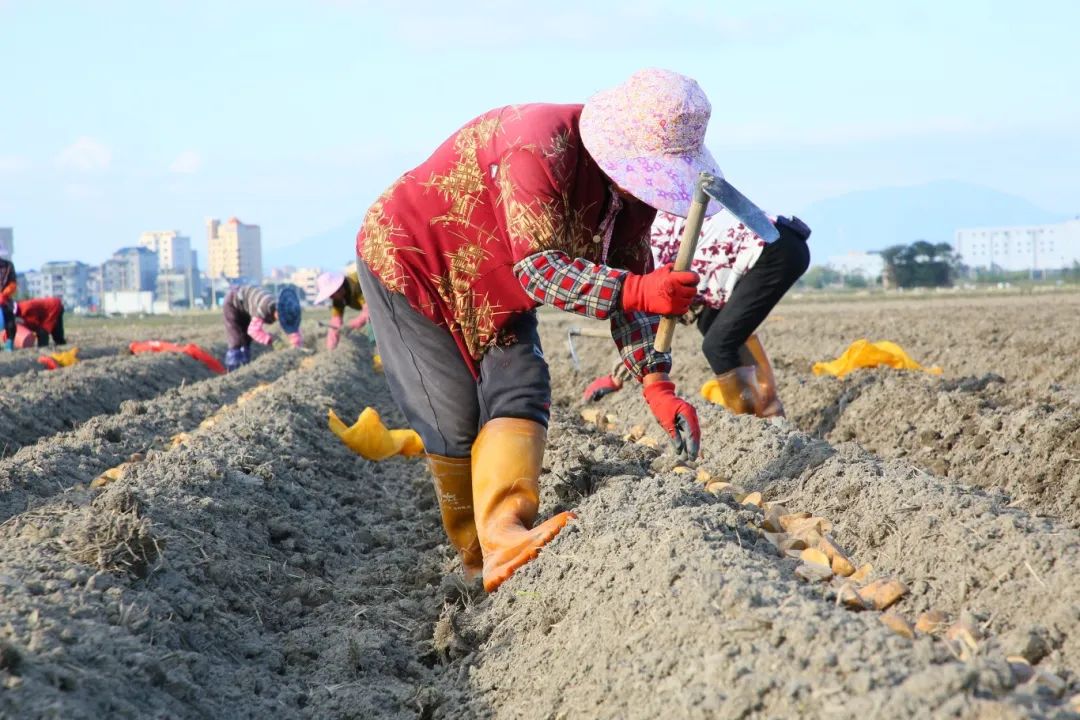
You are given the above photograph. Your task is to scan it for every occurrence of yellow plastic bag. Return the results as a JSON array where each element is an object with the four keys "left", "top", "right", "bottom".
[
  {"left": 812, "top": 339, "right": 942, "bottom": 378},
  {"left": 51, "top": 347, "right": 80, "bottom": 367},
  {"left": 327, "top": 406, "right": 424, "bottom": 461}
]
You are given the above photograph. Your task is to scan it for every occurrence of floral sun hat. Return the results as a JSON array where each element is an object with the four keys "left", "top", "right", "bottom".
[
  {"left": 313, "top": 271, "right": 346, "bottom": 305},
  {"left": 580, "top": 68, "right": 724, "bottom": 218}
]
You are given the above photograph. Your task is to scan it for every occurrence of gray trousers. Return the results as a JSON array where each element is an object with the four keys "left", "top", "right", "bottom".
[{"left": 356, "top": 261, "right": 551, "bottom": 458}]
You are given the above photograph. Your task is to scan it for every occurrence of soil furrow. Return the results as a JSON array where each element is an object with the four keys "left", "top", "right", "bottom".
[
  {"left": 789, "top": 373, "right": 1080, "bottom": 525},
  {"left": 0, "top": 337, "right": 455, "bottom": 719},
  {"left": 678, "top": 407, "right": 1080, "bottom": 674},
  {"left": 434, "top": 411, "right": 1075, "bottom": 718},
  {"left": 0, "top": 353, "right": 219, "bottom": 456},
  {"left": 0, "top": 349, "right": 305, "bottom": 524}
]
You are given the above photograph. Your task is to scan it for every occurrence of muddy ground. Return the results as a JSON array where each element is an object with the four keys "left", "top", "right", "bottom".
[{"left": 0, "top": 291, "right": 1077, "bottom": 718}]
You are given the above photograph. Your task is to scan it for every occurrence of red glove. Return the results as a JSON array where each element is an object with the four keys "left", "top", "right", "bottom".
[
  {"left": 642, "top": 374, "right": 701, "bottom": 459},
  {"left": 583, "top": 374, "right": 622, "bottom": 402},
  {"left": 619, "top": 264, "right": 698, "bottom": 316}
]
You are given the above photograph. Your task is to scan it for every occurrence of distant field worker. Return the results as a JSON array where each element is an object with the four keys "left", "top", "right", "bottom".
[
  {"left": 15, "top": 297, "right": 66, "bottom": 347},
  {"left": 222, "top": 285, "right": 303, "bottom": 372},
  {"left": 583, "top": 210, "right": 811, "bottom": 417},
  {"left": 313, "top": 269, "right": 369, "bottom": 350},
  {"left": 0, "top": 255, "right": 16, "bottom": 352},
  {"left": 354, "top": 68, "right": 756, "bottom": 591}
]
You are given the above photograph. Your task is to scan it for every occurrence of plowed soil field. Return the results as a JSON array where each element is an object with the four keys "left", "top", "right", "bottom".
[{"left": 1, "top": 292, "right": 1077, "bottom": 719}]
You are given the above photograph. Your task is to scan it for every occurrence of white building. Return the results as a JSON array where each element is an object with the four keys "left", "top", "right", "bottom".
[
  {"left": 138, "top": 230, "right": 192, "bottom": 271},
  {"left": 208, "top": 217, "right": 263, "bottom": 282},
  {"left": 826, "top": 251, "right": 885, "bottom": 280},
  {"left": 103, "top": 247, "right": 158, "bottom": 293},
  {"left": 0, "top": 228, "right": 12, "bottom": 260},
  {"left": 38, "top": 261, "right": 92, "bottom": 308},
  {"left": 102, "top": 290, "right": 155, "bottom": 314},
  {"left": 955, "top": 219, "right": 1080, "bottom": 272},
  {"left": 289, "top": 267, "right": 321, "bottom": 301},
  {"left": 21, "top": 269, "right": 43, "bottom": 297}
]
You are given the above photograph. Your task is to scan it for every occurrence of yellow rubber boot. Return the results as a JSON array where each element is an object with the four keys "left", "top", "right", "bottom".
[
  {"left": 427, "top": 454, "right": 483, "bottom": 579},
  {"left": 739, "top": 334, "right": 785, "bottom": 418},
  {"left": 710, "top": 367, "right": 760, "bottom": 415},
  {"left": 471, "top": 418, "right": 575, "bottom": 592}
]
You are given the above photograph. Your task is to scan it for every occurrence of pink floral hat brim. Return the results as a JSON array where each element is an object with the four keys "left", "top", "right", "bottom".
[
  {"left": 589, "top": 148, "right": 726, "bottom": 218},
  {"left": 579, "top": 68, "right": 725, "bottom": 218}
]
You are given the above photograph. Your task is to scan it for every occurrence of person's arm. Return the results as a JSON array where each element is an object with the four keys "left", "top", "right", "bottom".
[
  {"left": 326, "top": 313, "right": 343, "bottom": 350},
  {"left": 0, "top": 282, "right": 15, "bottom": 304},
  {"left": 247, "top": 316, "right": 274, "bottom": 345}
]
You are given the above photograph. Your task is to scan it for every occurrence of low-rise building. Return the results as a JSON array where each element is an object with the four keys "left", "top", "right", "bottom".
[
  {"left": 102, "top": 290, "right": 154, "bottom": 314},
  {"left": 289, "top": 267, "right": 321, "bottom": 302},
  {"left": 825, "top": 251, "right": 885, "bottom": 280},
  {"left": 37, "top": 261, "right": 92, "bottom": 309},
  {"left": 103, "top": 247, "right": 159, "bottom": 293},
  {"left": 955, "top": 218, "right": 1080, "bottom": 272}
]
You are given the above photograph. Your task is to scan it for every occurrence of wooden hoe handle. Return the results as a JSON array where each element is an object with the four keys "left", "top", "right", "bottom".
[{"left": 653, "top": 174, "right": 711, "bottom": 353}]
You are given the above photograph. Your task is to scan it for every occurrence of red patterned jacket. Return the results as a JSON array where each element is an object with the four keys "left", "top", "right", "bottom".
[{"left": 356, "top": 103, "right": 670, "bottom": 380}]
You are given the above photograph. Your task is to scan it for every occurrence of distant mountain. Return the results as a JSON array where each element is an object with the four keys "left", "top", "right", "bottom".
[
  {"left": 268, "top": 181, "right": 1065, "bottom": 272},
  {"left": 798, "top": 181, "right": 1066, "bottom": 261},
  {"left": 265, "top": 216, "right": 365, "bottom": 272}
]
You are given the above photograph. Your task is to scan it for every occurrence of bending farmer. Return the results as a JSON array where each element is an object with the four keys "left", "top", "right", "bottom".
[
  {"left": 15, "top": 297, "right": 66, "bottom": 347},
  {"left": 222, "top": 285, "right": 303, "bottom": 371},
  {"left": 356, "top": 69, "right": 737, "bottom": 591},
  {"left": 584, "top": 210, "right": 810, "bottom": 417},
  {"left": 313, "top": 269, "right": 369, "bottom": 350}
]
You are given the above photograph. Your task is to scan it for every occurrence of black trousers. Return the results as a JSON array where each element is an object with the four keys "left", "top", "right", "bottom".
[
  {"left": 34, "top": 312, "right": 66, "bottom": 346},
  {"left": 698, "top": 228, "right": 810, "bottom": 374}
]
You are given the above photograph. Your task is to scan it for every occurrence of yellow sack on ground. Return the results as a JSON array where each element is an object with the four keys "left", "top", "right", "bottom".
[
  {"left": 812, "top": 339, "right": 942, "bottom": 378},
  {"left": 51, "top": 347, "right": 80, "bottom": 367},
  {"left": 700, "top": 379, "right": 724, "bottom": 405},
  {"left": 327, "top": 406, "right": 424, "bottom": 461}
]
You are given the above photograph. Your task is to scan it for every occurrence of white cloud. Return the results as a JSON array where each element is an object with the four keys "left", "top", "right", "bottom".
[
  {"left": 169, "top": 150, "right": 203, "bottom": 174},
  {"left": 56, "top": 136, "right": 112, "bottom": 172}
]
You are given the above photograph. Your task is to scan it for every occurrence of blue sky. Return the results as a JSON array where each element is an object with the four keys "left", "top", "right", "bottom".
[{"left": 1, "top": 0, "right": 1078, "bottom": 270}]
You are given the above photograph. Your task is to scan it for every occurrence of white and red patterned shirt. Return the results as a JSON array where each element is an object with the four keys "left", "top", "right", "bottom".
[{"left": 649, "top": 210, "right": 770, "bottom": 310}]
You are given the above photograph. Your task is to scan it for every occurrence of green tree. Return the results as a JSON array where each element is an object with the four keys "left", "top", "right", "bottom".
[
  {"left": 800, "top": 265, "right": 842, "bottom": 289},
  {"left": 881, "top": 240, "right": 959, "bottom": 288}
]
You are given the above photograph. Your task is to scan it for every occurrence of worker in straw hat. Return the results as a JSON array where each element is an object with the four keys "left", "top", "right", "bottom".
[
  {"left": 583, "top": 209, "right": 811, "bottom": 417},
  {"left": 356, "top": 68, "right": 781, "bottom": 591},
  {"left": 313, "top": 269, "right": 369, "bottom": 350},
  {"left": 222, "top": 285, "right": 303, "bottom": 371}
]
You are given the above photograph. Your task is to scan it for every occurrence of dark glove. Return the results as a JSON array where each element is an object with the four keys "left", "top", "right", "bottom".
[
  {"left": 583, "top": 374, "right": 622, "bottom": 402},
  {"left": 620, "top": 264, "right": 699, "bottom": 316},
  {"left": 775, "top": 216, "right": 811, "bottom": 242},
  {"left": 642, "top": 374, "right": 701, "bottom": 460}
]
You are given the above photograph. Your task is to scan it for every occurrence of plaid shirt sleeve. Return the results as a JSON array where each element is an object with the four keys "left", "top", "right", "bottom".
[
  {"left": 513, "top": 250, "right": 628, "bottom": 320},
  {"left": 610, "top": 309, "right": 672, "bottom": 381}
]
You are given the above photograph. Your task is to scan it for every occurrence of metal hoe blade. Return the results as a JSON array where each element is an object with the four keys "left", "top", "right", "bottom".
[{"left": 703, "top": 176, "right": 780, "bottom": 242}]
